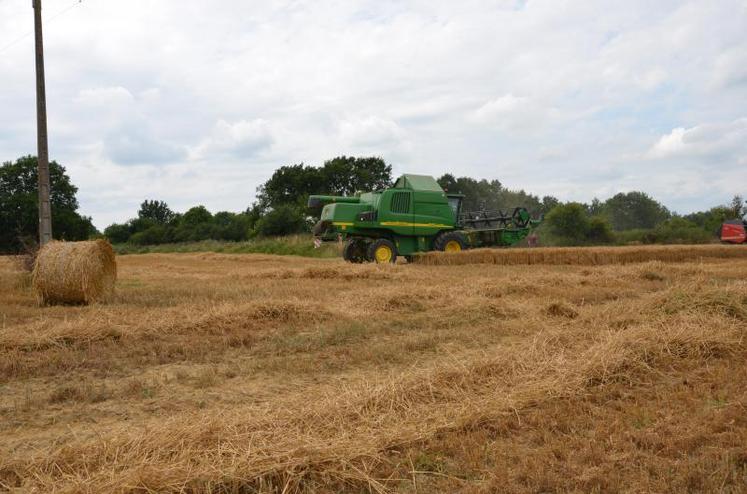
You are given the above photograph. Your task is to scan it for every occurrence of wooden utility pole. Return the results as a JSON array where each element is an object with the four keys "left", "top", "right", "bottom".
[{"left": 33, "top": 0, "right": 53, "bottom": 246}]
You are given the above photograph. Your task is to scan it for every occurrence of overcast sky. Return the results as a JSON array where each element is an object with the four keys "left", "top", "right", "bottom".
[{"left": 1, "top": 0, "right": 746, "bottom": 228}]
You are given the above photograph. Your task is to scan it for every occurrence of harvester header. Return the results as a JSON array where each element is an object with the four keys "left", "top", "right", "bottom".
[{"left": 309, "top": 174, "right": 541, "bottom": 263}]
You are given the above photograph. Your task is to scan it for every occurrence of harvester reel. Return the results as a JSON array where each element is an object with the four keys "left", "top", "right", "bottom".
[
  {"left": 461, "top": 210, "right": 512, "bottom": 229},
  {"left": 511, "top": 207, "right": 530, "bottom": 228}
]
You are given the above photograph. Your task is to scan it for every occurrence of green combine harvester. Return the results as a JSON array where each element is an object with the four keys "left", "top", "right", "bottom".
[{"left": 309, "top": 174, "right": 541, "bottom": 263}]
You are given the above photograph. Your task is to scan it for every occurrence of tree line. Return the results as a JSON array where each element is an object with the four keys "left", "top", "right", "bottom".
[
  {"left": 101, "top": 156, "right": 568, "bottom": 245},
  {"left": 0, "top": 154, "right": 744, "bottom": 253},
  {"left": 543, "top": 193, "right": 745, "bottom": 246},
  {"left": 103, "top": 156, "right": 394, "bottom": 244}
]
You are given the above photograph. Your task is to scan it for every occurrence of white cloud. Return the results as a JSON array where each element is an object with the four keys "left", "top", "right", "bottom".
[
  {"left": 634, "top": 68, "right": 668, "bottom": 91},
  {"left": 74, "top": 86, "right": 134, "bottom": 107},
  {"left": 648, "top": 127, "right": 687, "bottom": 158},
  {"left": 338, "top": 116, "right": 406, "bottom": 148},
  {"left": 711, "top": 45, "right": 747, "bottom": 90},
  {"left": 471, "top": 94, "right": 554, "bottom": 132},
  {"left": 473, "top": 94, "right": 528, "bottom": 120},
  {"left": 648, "top": 119, "right": 747, "bottom": 159},
  {"left": 190, "top": 119, "right": 274, "bottom": 161}
]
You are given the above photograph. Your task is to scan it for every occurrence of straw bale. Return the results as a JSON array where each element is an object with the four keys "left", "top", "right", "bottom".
[{"left": 32, "top": 240, "right": 117, "bottom": 305}]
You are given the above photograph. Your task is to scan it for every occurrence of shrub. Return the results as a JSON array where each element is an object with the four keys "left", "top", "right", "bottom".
[
  {"left": 173, "top": 222, "right": 213, "bottom": 242},
  {"left": 104, "top": 223, "right": 132, "bottom": 244},
  {"left": 652, "top": 217, "right": 712, "bottom": 244},
  {"left": 212, "top": 212, "right": 251, "bottom": 241},
  {"left": 254, "top": 204, "right": 308, "bottom": 237},
  {"left": 601, "top": 191, "right": 670, "bottom": 230},
  {"left": 545, "top": 203, "right": 613, "bottom": 245},
  {"left": 615, "top": 218, "right": 713, "bottom": 245},
  {"left": 106, "top": 204, "right": 256, "bottom": 245},
  {"left": 587, "top": 216, "right": 614, "bottom": 244},
  {"left": 181, "top": 206, "right": 213, "bottom": 226},
  {"left": 130, "top": 225, "right": 172, "bottom": 245},
  {"left": 615, "top": 229, "right": 654, "bottom": 245},
  {"left": 545, "top": 203, "right": 590, "bottom": 245}
]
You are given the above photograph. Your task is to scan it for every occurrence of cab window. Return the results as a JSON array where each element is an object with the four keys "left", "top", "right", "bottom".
[{"left": 448, "top": 197, "right": 461, "bottom": 218}]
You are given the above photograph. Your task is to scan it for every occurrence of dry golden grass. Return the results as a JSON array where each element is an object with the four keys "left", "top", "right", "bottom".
[
  {"left": 414, "top": 243, "right": 747, "bottom": 266},
  {"left": 32, "top": 239, "right": 117, "bottom": 305},
  {"left": 1, "top": 248, "right": 746, "bottom": 493}
]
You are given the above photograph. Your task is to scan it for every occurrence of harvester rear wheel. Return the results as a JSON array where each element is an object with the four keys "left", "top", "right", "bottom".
[
  {"left": 343, "top": 239, "right": 368, "bottom": 263},
  {"left": 368, "top": 239, "right": 397, "bottom": 264},
  {"left": 434, "top": 231, "right": 466, "bottom": 253}
]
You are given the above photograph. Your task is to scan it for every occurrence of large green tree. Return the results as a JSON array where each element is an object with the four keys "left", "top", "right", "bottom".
[
  {"left": 540, "top": 195, "right": 561, "bottom": 214},
  {"left": 320, "top": 156, "right": 392, "bottom": 196},
  {"left": 437, "top": 174, "right": 543, "bottom": 214},
  {"left": 0, "top": 156, "right": 97, "bottom": 253},
  {"left": 256, "top": 156, "right": 393, "bottom": 212},
  {"left": 138, "top": 200, "right": 175, "bottom": 224},
  {"left": 601, "top": 192, "right": 670, "bottom": 231},
  {"left": 253, "top": 156, "right": 393, "bottom": 236},
  {"left": 437, "top": 174, "right": 502, "bottom": 211},
  {"left": 255, "top": 163, "right": 324, "bottom": 210}
]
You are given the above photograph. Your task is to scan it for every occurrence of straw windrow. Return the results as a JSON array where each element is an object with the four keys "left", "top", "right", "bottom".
[{"left": 413, "top": 244, "right": 747, "bottom": 266}]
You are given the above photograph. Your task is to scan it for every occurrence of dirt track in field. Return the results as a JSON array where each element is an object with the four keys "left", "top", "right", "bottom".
[{"left": 1, "top": 249, "right": 746, "bottom": 492}]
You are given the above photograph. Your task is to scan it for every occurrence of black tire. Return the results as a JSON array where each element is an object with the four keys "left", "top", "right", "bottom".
[
  {"left": 367, "top": 238, "right": 397, "bottom": 264},
  {"left": 342, "top": 239, "right": 368, "bottom": 263},
  {"left": 433, "top": 231, "right": 466, "bottom": 252}
]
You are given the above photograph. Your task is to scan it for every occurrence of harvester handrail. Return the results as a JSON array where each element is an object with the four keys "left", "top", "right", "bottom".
[{"left": 307, "top": 195, "right": 361, "bottom": 208}]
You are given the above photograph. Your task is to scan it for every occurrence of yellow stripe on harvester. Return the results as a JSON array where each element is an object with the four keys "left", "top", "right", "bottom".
[
  {"left": 380, "top": 221, "right": 451, "bottom": 228},
  {"left": 332, "top": 221, "right": 354, "bottom": 230},
  {"left": 332, "top": 221, "right": 450, "bottom": 230}
]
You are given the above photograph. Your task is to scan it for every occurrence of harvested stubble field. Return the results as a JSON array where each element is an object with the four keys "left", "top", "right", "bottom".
[
  {"left": 414, "top": 244, "right": 747, "bottom": 266},
  {"left": 1, "top": 247, "right": 746, "bottom": 493}
]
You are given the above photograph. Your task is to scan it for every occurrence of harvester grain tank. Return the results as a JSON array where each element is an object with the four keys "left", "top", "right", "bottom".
[{"left": 309, "top": 174, "right": 541, "bottom": 263}]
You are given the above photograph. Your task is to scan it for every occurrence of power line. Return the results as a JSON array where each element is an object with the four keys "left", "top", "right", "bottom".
[{"left": 0, "top": 0, "right": 83, "bottom": 55}]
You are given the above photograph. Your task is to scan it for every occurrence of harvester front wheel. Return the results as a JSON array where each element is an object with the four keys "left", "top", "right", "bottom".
[
  {"left": 434, "top": 231, "right": 466, "bottom": 253},
  {"left": 343, "top": 239, "right": 368, "bottom": 263},
  {"left": 368, "top": 239, "right": 397, "bottom": 264}
]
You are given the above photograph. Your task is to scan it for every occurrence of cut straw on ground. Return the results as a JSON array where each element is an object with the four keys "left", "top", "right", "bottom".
[
  {"left": 412, "top": 244, "right": 747, "bottom": 266},
  {"left": 1, "top": 251, "right": 745, "bottom": 492}
]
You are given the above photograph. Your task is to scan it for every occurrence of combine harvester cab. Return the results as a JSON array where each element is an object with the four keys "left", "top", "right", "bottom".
[
  {"left": 309, "top": 174, "right": 541, "bottom": 263},
  {"left": 720, "top": 219, "right": 747, "bottom": 244}
]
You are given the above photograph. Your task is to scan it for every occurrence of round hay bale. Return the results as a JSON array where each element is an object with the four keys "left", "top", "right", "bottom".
[{"left": 32, "top": 239, "right": 117, "bottom": 305}]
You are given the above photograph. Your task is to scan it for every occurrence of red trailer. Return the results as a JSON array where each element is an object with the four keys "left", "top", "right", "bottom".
[{"left": 720, "top": 220, "right": 747, "bottom": 244}]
